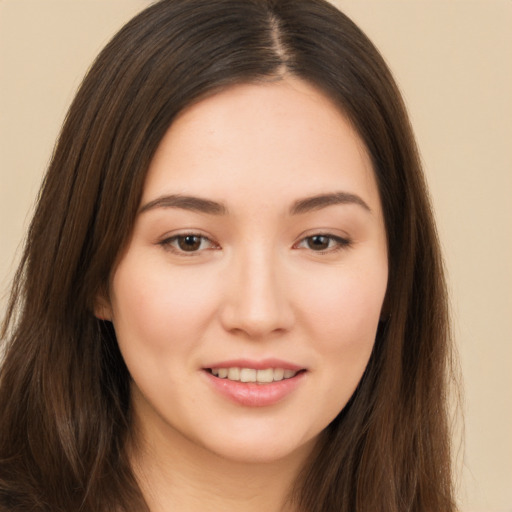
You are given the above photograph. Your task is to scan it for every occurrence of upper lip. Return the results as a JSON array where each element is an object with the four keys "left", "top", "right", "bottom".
[{"left": 204, "top": 358, "right": 305, "bottom": 371}]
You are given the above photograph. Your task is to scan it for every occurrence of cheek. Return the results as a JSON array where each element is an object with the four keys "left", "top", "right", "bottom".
[
  {"left": 282, "top": 261, "right": 388, "bottom": 433},
  {"left": 110, "top": 257, "right": 220, "bottom": 358},
  {"left": 294, "top": 261, "right": 387, "bottom": 358}
]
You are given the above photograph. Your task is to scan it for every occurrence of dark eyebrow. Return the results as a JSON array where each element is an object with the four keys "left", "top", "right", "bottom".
[
  {"left": 290, "top": 192, "right": 372, "bottom": 215},
  {"left": 139, "top": 194, "right": 227, "bottom": 215}
]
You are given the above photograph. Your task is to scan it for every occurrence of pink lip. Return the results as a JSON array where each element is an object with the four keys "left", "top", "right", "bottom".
[
  {"left": 205, "top": 358, "right": 304, "bottom": 371},
  {"left": 203, "top": 370, "right": 306, "bottom": 407},
  {"left": 202, "top": 359, "right": 307, "bottom": 407}
]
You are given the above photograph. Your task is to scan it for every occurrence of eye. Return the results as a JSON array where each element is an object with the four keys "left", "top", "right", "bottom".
[
  {"left": 160, "top": 233, "right": 218, "bottom": 254},
  {"left": 295, "top": 234, "right": 351, "bottom": 253}
]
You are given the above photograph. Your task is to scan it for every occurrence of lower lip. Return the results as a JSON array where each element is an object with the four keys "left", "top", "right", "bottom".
[{"left": 203, "top": 370, "right": 306, "bottom": 407}]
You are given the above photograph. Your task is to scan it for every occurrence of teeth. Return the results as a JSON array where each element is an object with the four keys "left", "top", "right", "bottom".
[
  {"left": 256, "top": 368, "right": 274, "bottom": 383},
  {"left": 210, "top": 367, "right": 299, "bottom": 383},
  {"left": 228, "top": 367, "right": 240, "bottom": 380},
  {"left": 284, "top": 369, "right": 296, "bottom": 379},
  {"left": 240, "top": 368, "right": 256, "bottom": 382},
  {"left": 273, "top": 368, "right": 284, "bottom": 381}
]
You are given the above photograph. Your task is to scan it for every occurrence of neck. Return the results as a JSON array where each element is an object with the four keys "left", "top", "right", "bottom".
[{"left": 129, "top": 411, "right": 315, "bottom": 512}]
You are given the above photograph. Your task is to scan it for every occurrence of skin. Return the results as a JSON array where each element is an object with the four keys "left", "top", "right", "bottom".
[{"left": 97, "top": 77, "right": 388, "bottom": 511}]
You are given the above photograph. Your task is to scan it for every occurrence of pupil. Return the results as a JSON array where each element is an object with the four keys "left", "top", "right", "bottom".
[
  {"left": 178, "top": 235, "right": 201, "bottom": 251},
  {"left": 308, "top": 235, "right": 329, "bottom": 250}
]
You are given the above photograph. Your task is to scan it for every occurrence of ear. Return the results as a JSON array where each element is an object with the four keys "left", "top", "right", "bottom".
[{"left": 93, "top": 291, "right": 113, "bottom": 321}]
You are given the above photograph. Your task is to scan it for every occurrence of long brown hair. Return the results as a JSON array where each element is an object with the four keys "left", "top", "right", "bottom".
[{"left": 0, "top": 0, "right": 456, "bottom": 510}]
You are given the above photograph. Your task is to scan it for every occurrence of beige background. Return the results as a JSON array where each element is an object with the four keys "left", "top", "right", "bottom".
[{"left": 0, "top": 1, "right": 511, "bottom": 511}]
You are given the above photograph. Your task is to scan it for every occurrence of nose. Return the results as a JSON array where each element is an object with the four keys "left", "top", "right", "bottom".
[{"left": 219, "top": 246, "right": 295, "bottom": 339}]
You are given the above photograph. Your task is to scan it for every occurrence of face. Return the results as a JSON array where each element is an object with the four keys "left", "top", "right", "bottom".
[{"left": 99, "top": 78, "right": 388, "bottom": 464}]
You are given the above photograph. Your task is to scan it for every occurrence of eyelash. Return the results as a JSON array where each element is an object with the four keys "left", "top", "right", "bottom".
[
  {"left": 294, "top": 234, "right": 352, "bottom": 254},
  {"left": 158, "top": 233, "right": 352, "bottom": 256},
  {"left": 159, "top": 233, "right": 219, "bottom": 255}
]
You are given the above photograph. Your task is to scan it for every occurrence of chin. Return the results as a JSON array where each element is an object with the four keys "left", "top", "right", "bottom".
[{"left": 193, "top": 427, "right": 319, "bottom": 465}]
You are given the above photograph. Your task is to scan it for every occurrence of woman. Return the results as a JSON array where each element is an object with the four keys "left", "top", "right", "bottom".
[{"left": 0, "top": 0, "right": 456, "bottom": 510}]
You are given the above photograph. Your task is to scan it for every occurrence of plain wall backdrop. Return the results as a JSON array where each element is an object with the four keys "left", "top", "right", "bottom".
[{"left": 0, "top": 1, "right": 511, "bottom": 511}]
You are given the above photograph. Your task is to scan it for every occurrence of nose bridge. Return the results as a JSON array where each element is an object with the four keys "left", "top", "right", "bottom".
[{"left": 220, "top": 241, "right": 293, "bottom": 337}]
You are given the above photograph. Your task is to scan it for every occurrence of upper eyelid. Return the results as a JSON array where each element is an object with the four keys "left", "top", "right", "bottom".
[
  {"left": 294, "top": 229, "right": 351, "bottom": 244},
  {"left": 295, "top": 234, "right": 351, "bottom": 247},
  {"left": 159, "top": 229, "right": 213, "bottom": 241}
]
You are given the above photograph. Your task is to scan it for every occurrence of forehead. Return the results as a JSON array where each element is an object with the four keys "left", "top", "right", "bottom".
[{"left": 142, "top": 78, "right": 380, "bottom": 214}]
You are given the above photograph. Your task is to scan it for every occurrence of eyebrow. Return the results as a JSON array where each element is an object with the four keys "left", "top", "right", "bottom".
[
  {"left": 139, "top": 194, "right": 227, "bottom": 215},
  {"left": 290, "top": 192, "right": 372, "bottom": 215},
  {"left": 139, "top": 191, "right": 371, "bottom": 216}
]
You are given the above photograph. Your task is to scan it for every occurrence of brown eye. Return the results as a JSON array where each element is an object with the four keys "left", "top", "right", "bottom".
[
  {"left": 306, "top": 235, "right": 331, "bottom": 251},
  {"left": 177, "top": 235, "right": 202, "bottom": 251},
  {"left": 295, "top": 234, "right": 351, "bottom": 253},
  {"left": 159, "top": 233, "right": 218, "bottom": 255}
]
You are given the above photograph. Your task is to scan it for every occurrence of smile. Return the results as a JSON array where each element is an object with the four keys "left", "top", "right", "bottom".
[
  {"left": 204, "top": 368, "right": 306, "bottom": 407},
  {"left": 209, "top": 367, "right": 298, "bottom": 383}
]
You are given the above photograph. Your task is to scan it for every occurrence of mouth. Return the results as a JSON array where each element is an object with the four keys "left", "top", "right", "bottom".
[
  {"left": 206, "top": 367, "right": 305, "bottom": 384},
  {"left": 202, "top": 359, "right": 307, "bottom": 406}
]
